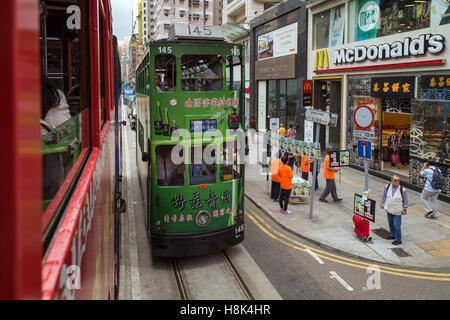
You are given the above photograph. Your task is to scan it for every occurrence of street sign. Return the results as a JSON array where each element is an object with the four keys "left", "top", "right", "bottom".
[
  {"left": 305, "top": 108, "right": 338, "bottom": 127},
  {"left": 357, "top": 140, "right": 372, "bottom": 160},
  {"left": 270, "top": 118, "right": 279, "bottom": 133},
  {"left": 353, "top": 130, "right": 375, "bottom": 140},
  {"left": 353, "top": 105, "right": 374, "bottom": 130}
]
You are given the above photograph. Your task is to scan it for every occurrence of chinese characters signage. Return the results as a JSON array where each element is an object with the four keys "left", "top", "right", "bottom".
[
  {"left": 184, "top": 97, "right": 239, "bottom": 108},
  {"left": 421, "top": 75, "right": 450, "bottom": 89},
  {"left": 370, "top": 76, "right": 415, "bottom": 99},
  {"left": 190, "top": 119, "right": 217, "bottom": 133}
]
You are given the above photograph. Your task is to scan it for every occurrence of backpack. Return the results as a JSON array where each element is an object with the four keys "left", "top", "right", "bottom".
[{"left": 428, "top": 167, "right": 445, "bottom": 190}]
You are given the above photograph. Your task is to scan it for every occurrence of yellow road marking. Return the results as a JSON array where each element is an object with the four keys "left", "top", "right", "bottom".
[{"left": 246, "top": 209, "right": 450, "bottom": 281}]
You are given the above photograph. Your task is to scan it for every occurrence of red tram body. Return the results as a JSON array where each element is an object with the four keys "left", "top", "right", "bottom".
[{"left": 1, "top": 0, "right": 120, "bottom": 300}]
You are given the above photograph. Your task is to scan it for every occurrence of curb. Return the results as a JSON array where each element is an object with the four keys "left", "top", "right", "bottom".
[{"left": 244, "top": 193, "right": 398, "bottom": 266}]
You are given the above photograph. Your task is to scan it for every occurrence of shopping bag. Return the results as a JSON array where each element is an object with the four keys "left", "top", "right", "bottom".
[{"left": 391, "top": 151, "right": 400, "bottom": 164}]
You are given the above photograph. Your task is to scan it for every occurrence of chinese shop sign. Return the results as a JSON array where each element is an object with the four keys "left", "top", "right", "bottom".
[
  {"left": 421, "top": 75, "right": 450, "bottom": 89},
  {"left": 184, "top": 97, "right": 239, "bottom": 108},
  {"left": 370, "top": 76, "right": 415, "bottom": 99}
]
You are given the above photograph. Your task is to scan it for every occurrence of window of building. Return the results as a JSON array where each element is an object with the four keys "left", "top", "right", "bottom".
[
  {"left": 313, "top": 4, "right": 345, "bottom": 49},
  {"left": 154, "top": 54, "right": 176, "bottom": 92},
  {"left": 181, "top": 55, "right": 223, "bottom": 91},
  {"left": 40, "top": 0, "right": 90, "bottom": 219},
  {"left": 180, "top": 10, "right": 185, "bottom": 18},
  {"left": 349, "top": 0, "right": 450, "bottom": 43},
  {"left": 164, "top": 9, "right": 170, "bottom": 17},
  {"left": 189, "top": 145, "right": 217, "bottom": 185},
  {"left": 226, "top": 55, "right": 242, "bottom": 91},
  {"left": 156, "top": 145, "right": 185, "bottom": 186},
  {"left": 220, "top": 141, "right": 242, "bottom": 181}
]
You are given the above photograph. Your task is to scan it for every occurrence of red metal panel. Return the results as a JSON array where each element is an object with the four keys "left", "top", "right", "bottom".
[
  {"left": 90, "top": 0, "right": 101, "bottom": 148},
  {"left": 0, "top": 0, "right": 41, "bottom": 299}
]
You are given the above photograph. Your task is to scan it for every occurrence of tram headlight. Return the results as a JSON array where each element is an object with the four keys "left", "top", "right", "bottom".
[{"left": 195, "top": 210, "right": 211, "bottom": 227}]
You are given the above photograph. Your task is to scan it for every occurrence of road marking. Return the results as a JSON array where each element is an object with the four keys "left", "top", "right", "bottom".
[
  {"left": 306, "top": 248, "right": 324, "bottom": 264},
  {"left": 123, "top": 106, "right": 142, "bottom": 300},
  {"left": 246, "top": 208, "right": 450, "bottom": 281},
  {"left": 330, "top": 271, "right": 354, "bottom": 291}
]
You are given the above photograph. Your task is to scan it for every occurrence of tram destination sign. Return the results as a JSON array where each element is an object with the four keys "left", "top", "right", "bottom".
[
  {"left": 168, "top": 24, "right": 225, "bottom": 41},
  {"left": 305, "top": 108, "right": 338, "bottom": 127}
]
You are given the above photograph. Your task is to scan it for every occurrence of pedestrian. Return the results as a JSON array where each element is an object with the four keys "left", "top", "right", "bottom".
[
  {"left": 400, "top": 131, "right": 410, "bottom": 166},
  {"left": 279, "top": 154, "right": 294, "bottom": 215},
  {"left": 319, "top": 148, "right": 342, "bottom": 203},
  {"left": 249, "top": 118, "right": 257, "bottom": 143},
  {"left": 300, "top": 153, "right": 314, "bottom": 181},
  {"left": 269, "top": 151, "right": 282, "bottom": 201},
  {"left": 287, "top": 124, "right": 296, "bottom": 139},
  {"left": 380, "top": 174, "right": 408, "bottom": 245},
  {"left": 278, "top": 124, "right": 286, "bottom": 137},
  {"left": 420, "top": 161, "right": 443, "bottom": 220},
  {"left": 388, "top": 129, "right": 400, "bottom": 169}
]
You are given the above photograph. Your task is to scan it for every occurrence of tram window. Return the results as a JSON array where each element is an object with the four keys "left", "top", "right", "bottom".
[
  {"left": 181, "top": 55, "right": 223, "bottom": 91},
  {"left": 226, "top": 56, "right": 242, "bottom": 91},
  {"left": 40, "top": 0, "right": 89, "bottom": 213},
  {"left": 154, "top": 54, "right": 176, "bottom": 92},
  {"left": 220, "top": 142, "right": 241, "bottom": 182},
  {"left": 156, "top": 145, "right": 185, "bottom": 186},
  {"left": 99, "top": 13, "right": 106, "bottom": 127},
  {"left": 189, "top": 145, "right": 217, "bottom": 185}
]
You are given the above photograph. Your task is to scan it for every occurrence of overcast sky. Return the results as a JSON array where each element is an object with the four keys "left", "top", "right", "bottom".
[{"left": 111, "top": 0, "right": 136, "bottom": 42}]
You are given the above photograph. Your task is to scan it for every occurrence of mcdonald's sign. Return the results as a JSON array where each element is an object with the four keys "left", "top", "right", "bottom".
[
  {"left": 303, "top": 80, "right": 312, "bottom": 94},
  {"left": 314, "top": 49, "right": 329, "bottom": 69}
]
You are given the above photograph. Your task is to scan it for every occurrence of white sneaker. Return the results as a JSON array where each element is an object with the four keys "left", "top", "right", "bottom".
[{"left": 286, "top": 210, "right": 292, "bottom": 215}]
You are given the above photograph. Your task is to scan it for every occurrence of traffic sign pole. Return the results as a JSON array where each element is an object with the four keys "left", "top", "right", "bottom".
[{"left": 309, "top": 124, "right": 320, "bottom": 220}]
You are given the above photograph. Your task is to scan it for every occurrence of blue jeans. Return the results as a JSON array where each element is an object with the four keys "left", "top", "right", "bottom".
[{"left": 387, "top": 213, "right": 402, "bottom": 241}]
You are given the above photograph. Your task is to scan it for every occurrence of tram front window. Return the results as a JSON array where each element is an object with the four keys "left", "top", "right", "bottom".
[
  {"left": 156, "top": 145, "right": 185, "bottom": 186},
  {"left": 189, "top": 145, "right": 217, "bottom": 185},
  {"left": 181, "top": 55, "right": 223, "bottom": 91},
  {"left": 154, "top": 54, "right": 176, "bottom": 92}
]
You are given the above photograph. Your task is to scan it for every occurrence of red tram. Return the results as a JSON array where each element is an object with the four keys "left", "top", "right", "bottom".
[{"left": 0, "top": 0, "right": 122, "bottom": 299}]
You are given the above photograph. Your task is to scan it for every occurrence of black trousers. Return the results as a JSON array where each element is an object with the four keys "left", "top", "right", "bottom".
[
  {"left": 279, "top": 188, "right": 291, "bottom": 211},
  {"left": 320, "top": 179, "right": 338, "bottom": 201},
  {"left": 271, "top": 181, "right": 281, "bottom": 200},
  {"left": 301, "top": 171, "right": 309, "bottom": 181}
]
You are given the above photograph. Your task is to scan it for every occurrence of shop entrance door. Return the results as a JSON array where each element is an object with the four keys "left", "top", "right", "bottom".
[{"left": 313, "top": 78, "right": 342, "bottom": 152}]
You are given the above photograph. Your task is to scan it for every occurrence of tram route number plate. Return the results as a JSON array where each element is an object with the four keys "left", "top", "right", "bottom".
[{"left": 169, "top": 24, "right": 225, "bottom": 40}]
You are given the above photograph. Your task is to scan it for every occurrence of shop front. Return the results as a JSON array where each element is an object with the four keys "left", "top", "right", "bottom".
[{"left": 310, "top": 21, "right": 449, "bottom": 199}]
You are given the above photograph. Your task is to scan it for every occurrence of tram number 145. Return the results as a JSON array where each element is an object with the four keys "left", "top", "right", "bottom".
[
  {"left": 187, "top": 25, "right": 212, "bottom": 36},
  {"left": 235, "top": 224, "right": 245, "bottom": 235}
]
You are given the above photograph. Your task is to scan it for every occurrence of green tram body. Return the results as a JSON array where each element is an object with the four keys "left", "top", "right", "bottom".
[{"left": 135, "top": 40, "right": 245, "bottom": 257}]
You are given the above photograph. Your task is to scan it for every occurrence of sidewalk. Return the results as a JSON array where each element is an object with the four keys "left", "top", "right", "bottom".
[{"left": 245, "top": 133, "right": 450, "bottom": 268}]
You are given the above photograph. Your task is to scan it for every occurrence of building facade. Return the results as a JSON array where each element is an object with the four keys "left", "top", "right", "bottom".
[{"left": 307, "top": 0, "right": 450, "bottom": 199}]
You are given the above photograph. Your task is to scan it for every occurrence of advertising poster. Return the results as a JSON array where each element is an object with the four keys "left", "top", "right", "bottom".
[
  {"left": 357, "top": 0, "right": 380, "bottom": 41},
  {"left": 430, "top": 0, "right": 450, "bottom": 26},
  {"left": 257, "top": 22, "right": 298, "bottom": 61},
  {"left": 329, "top": 5, "right": 345, "bottom": 47},
  {"left": 329, "top": 150, "right": 350, "bottom": 167},
  {"left": 354, "top": 194, "right": 376, "bottom": 222}
]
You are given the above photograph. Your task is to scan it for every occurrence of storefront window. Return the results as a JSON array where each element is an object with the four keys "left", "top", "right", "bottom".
[
  {"left": 313, "top": 4, "right": 345, "bottom": 49},
  {"left": 349, "top": 0, "right": 450, "bottom": 43}
]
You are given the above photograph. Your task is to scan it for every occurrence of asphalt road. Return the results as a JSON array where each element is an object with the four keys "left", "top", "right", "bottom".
[{"left": 243, "top": 199, "right": 450, "bottom": 300}]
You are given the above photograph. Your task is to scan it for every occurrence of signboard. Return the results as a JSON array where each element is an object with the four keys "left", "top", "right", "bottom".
[
  {"left": 305, "top": 108, "right": 339, "bottom": 127},
  {"left": 421, "top": 75, "right": 450, "bottom": 89},
  {"left": 255, "top": 55, "right": 296, "bottom": 80},
  {"left": 258, "top": 81, "right": 267, "bottom": 131},
  {"left": 168, "top": 24, "right": 225, "bottom": 41},
  {"left": 353, "top": 129, "right": 375, "bottom": 140},
  {"left": 329, "top": 150, "right": 350, "bottom": 167},
  {"left": 303, "top": 80, "right": 313, "bottom": 107},
  {"left": 304, "top": 119, "right": 314, "bottom": 143},
  {"left": 357, "top": 140, "right": 372, "bottom": 160},
  {"left": 353, "top": 105, "right": 374, "bottom": 130},
  {"left": 354, "top": 194, "right": 376, "bottom": 222},
  {"left": 190, "top": 119, "right": 217, "bottom": 133},
  {"left": 257, "top": 22, "right": 298, "bottom": 61},
  {"left": 270, "top": 118, "right": 279, "bottom": 133},
  {"left": 357, "top": 0, "right": 380, "bottom": 41},
  {"left": 370, "top": 76, "right": 415, "bottom": 99}
]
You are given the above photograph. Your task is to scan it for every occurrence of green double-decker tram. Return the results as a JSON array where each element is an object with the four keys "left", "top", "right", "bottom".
[{"left": 135, "top": 25, "right": 245, "bottom": 257}]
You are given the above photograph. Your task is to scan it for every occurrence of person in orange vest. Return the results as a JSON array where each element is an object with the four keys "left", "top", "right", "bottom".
[
  {"left": 300, "top": 153, "right": 314, "bottom": 181},
  {"left": 319, "top": 148, "right": 343, "bottom": 203},
  {"left": 279, "top": 153, "right": 294, "bottom": 215},
  {"left": 269, "top": 151, "right": 283, "bottom": 201}
]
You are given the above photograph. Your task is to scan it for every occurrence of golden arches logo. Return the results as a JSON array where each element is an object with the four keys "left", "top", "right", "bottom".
[{"left": 314, "top": 49, "right": 329, "bottom": 69}]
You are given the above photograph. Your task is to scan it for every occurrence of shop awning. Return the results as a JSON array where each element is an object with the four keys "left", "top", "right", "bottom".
[{"left": 222, "top": 22, "right": 249, "bottom": 41}]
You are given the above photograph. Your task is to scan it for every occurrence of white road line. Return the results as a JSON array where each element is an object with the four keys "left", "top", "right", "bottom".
[
  {"left": 306, "top": 248, "right": 324, "bottom": 264},
  {"left": 330, "top": 271, "right": 354, "bottom": 292},
  {"left": 123, "top": 105, "right": 142, "bottom": 300}
]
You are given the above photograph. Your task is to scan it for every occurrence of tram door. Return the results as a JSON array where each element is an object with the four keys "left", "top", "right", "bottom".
[{"left": 313, "top": 78, "right": 342, "bottom": 152}]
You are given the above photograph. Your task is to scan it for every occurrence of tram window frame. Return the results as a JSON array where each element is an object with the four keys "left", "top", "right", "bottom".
[
  {"left": 99, "top": 12, "right": 106, "bottom": 128},
  {"left": 156, "top": 145, "right": 185, "bottom": 186},
  {"left": 220, "top": 141, "right": 241, "bottom": 182},
  {"left": 181, "top": 54, "right": 223, "bottom": 92},
  {"left": 189, "top": 145, "right": 217, "bottom": 185},
  {"left": 154, "top": 54, "right": 177, "bottom": 92},
  {"left": 226, "top": 56, "right": 242, "bottom": 91},
  {"left": 40, "top": 0, "right": 91, "bottom": 233}
]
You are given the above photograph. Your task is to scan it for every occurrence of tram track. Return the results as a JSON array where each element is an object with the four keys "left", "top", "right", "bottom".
[{"left": 171, "top": 250, "right": 254, "bottom": 300}]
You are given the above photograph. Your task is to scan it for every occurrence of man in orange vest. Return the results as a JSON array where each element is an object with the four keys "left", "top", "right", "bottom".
[
  {"left": 269, "top": 151, "right": 282, "bottom": 201},
  {"left": 319, "top": 148, "right": 343, "bottom": 203},
  {"left": 300, "top": 153, "right": 314, "bottom": 181},
  {"left": 279, "top": 154, "right": 294, "bottom": 214}
]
